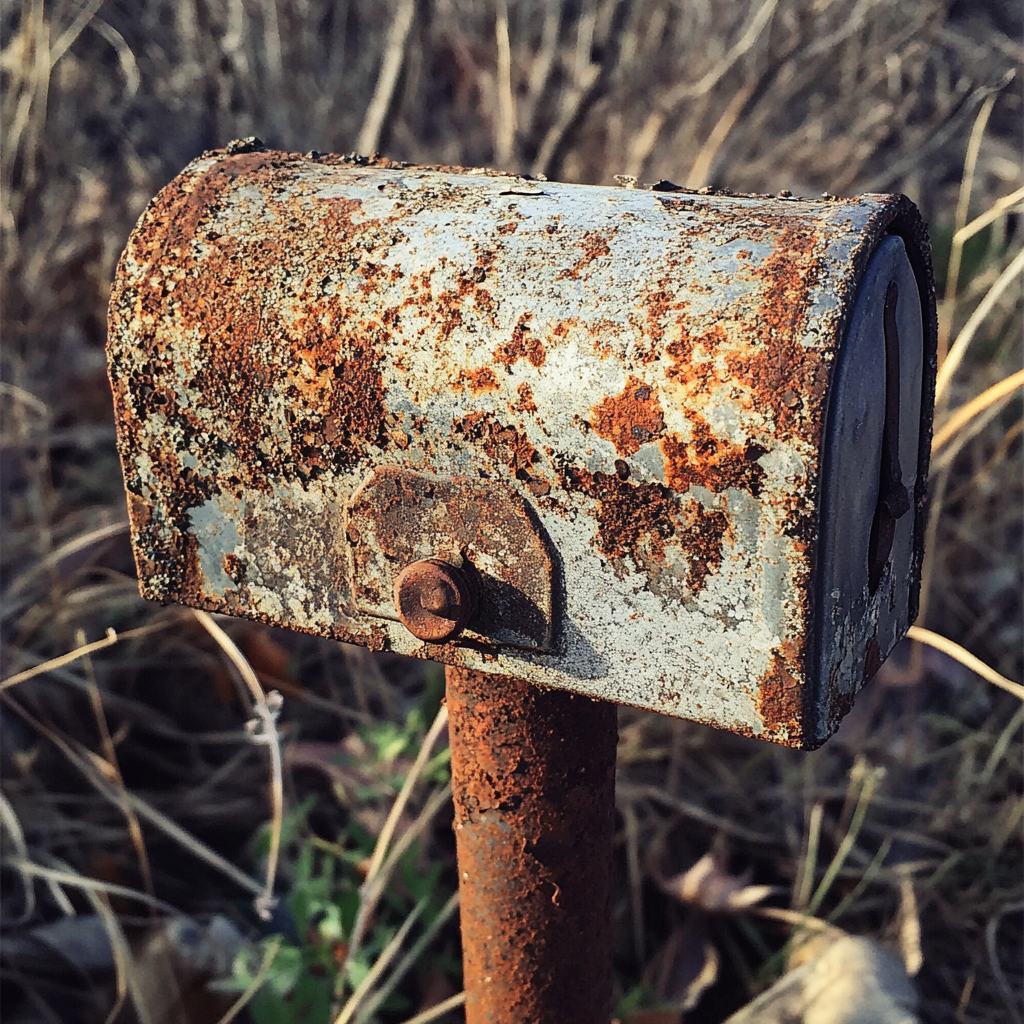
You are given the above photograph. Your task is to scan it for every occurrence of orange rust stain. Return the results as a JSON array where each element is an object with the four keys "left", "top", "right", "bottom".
[
  {"left": 109, "top": 151, "right": 407, "bottom": 605},
  {"left": 461, "top": 367, "right": 499, "bottom": 393},
  {"left": 590, "top": 375, "right": 665, "bottom": 456},
  {"left": 395, "top": 250, "right": 497, "bottom": 342},
  {"left": 118, "top": 152, "right": 394, "bottom": 500},
  {"left": 628, "top": 287, "right": 690, "bottom": 364},
  {"left": 452, "top": 412, "right": 545, "bottom": 484},
  {"left": 727, "top": 221, "right": 828, "bottom": 442},
  {"left": 514, "top": 381, "right": 537, "bottom": 412},
  {"left": 494, "top": 312, "right": 545, "bottom": 368},
  {"left": 555, "top": 229, "right": 615, "bottom": 280},
  {"left": 666, "top": 321, "right": 726, "bottom": 382},
  {"left": 544, "top": 315, "right": 631, "bottom": 362},
  {"left": 756, "top": 639, "right": 805, "bottom": 743},
  {"left": 662, "top": 418, "right": 766, "bottom": 497},
  {"left": 564, "top": 468, "right": 727, "bottom": 593}
]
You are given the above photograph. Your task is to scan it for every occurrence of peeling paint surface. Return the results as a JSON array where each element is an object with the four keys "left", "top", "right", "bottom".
[{"left": 107, "top": 149, "right": 936, "bottom": 748}]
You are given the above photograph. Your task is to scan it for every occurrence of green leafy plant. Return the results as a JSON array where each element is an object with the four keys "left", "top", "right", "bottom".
[{"left": 225, "top": 681, "right": 459, "bottom": 1024}]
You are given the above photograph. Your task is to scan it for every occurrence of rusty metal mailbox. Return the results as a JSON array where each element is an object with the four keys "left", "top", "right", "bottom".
[{"left": 107, "top": 147, "right": 936, "bottom": 750}]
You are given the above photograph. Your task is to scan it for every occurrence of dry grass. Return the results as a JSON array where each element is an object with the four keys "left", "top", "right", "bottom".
[{"left": 2, "top": 1, "right": 1022, "bottom": 1022}]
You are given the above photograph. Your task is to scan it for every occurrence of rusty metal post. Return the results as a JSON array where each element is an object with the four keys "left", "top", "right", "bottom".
[{"left": 446, "top": 665, "right": 618, "bottom": 1024}]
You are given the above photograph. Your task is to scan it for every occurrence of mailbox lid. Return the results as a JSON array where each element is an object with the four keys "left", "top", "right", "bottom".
[
  {"left": 811, "top": 234, "right": 929, "bottom": 745},
  {"left": 108, "top": 149, "right": 936, "bottom": 748}
]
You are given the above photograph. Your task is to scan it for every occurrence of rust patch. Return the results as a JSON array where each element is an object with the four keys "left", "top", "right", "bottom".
[
  {"left": 124, "top": 151, "right": 286, "bottom": 269},
  {"left": 447, "top": 666, "right": 616, "bottom": 1024},
  {"left": 108, "top": 151, "right": 401, "bottom": 601},
  {"left": 555, "top": 229, "right": 615, "bottom": 280},
  {"left": 514, "top": 381, "right": 538, "bottom": 412},
  {"left": 662, "top": 418, "right": 766, "bottom": 497},
  {"left": 590, "top": 376, "right": 665, "bottom": 456},
  {"left": 756, "top": 640, "right": 806, "bottom": 743},
  {"left": 461, "top": 367, "right": 499, "bottom": 393},
  {"left": 665, "top": 320, "right": 725, "bottom": 383},
  {"left": 564, "top": 467, "right": 728, "bottom": 594},
  {"left": 727, "top": 222, "right": 828, "bottom": 441},
  {"left": 495, "top": 312, "right": 545, "bottom": 368},
  {"left": 116, "top": 154, "right": 395, "bottom": 488},
  {"left": 453, "top": 412, "right": 542, "bottom": 480}
]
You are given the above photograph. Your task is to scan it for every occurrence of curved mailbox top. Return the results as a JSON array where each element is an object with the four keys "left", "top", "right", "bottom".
[{"left": 108, "top": 146, "right": 936, "bottom": 748}]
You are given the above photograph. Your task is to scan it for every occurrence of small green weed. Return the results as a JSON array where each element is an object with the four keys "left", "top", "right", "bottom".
[{"left": 226, "top": 680, "right": 458, "bottom": 1024}]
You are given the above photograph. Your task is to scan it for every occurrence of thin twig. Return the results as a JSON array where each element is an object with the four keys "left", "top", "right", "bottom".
[
  {"left": 750, "top": 905, "right": 845, "bottom": 937},
  {"left": 371, "top": 782, "right": 453, "bottom": 900},
  {"left": 357, "top": 0, "right": 416, "bottom": 155},
  {"left": 0, "top": 792, "right": 35, "bottom": 924},
  {"left": 0, "top": 623, "right": 168, "bottom": 691},
  {"left": 806, "top": 763, "right": 884, "bottom": 918},
  {"left": 931, "top": 368, "right": 1024, "bottom": 456},
  {"left": 5, "top": 858, "right": 180, "bottom": 914},
  {"left": 48, "top": 0, "right": 106, "bottom": 68},
  {"left": 214, "top": 937, "right": 283, "bottom": 1024},
  {"left": 617, "top": 783, "right": 775, "bottom": 844},
  {"left": 2, "top": 517, "right": 127, "bottom": 604},
  {"left": 520, "top": 3, "right": 561, "bottom": 141},
  {"left": 858, "top": 70, "right": 1016, "bottom": 193},
  {"left": 935, "top": 247, "right": 1024, "bottom": 403},
  {"left": 530, "top": 60, "right": 600, "bottom": 179},
  {"left": 85, "top": 887, "right": 140, "bottom": 1024},
  {"left": 494, "top": 0, "right": 515, "bottom": 167},
  {"left": 1, "top": 692, "right": 267, "bottom": 895},
  {"left": 626, "top": 0, "right": 777, "bottom": 178},
  {"left": 366, "top": 703, "right": 449, "bottom": 888},
  {"left": 353, "top": 890, "right": 461, "bottom": 1024},
  {"left": 792, "top": 802, "right": 823, "bottom": 913},
  {"left": 938, "top": 93, "right": 997, "bottom": 362},
  {"left": 396, "top": 992, "right": 466, "bottom": 1024},
  {"left": 333, "top": 895, "right": 430, "bottom": 1024},
  {"left": 685, "top": 80, "right": 755, "bottom": 189},
  {"left": 986, "top": 900, "right": 1024, "bottom": 1024},
  {"left": 78, "top": 629, "right": 155, "bottom": 898},
  {"left": 826, "top": 837, "right": 893, "bottom": 926},
  {"left": 192, "top": 610, "right": 263, "bottom": 706},
  {"left": 953, "top": 184, "right": 1024, "bottom": 247},
  {"left": 907, "top": 627, "right": 1024, "bottom": 701},
  {"left": 193, "top": 610, "right": 283, "bottom": 920},
  {"left": 342, "top": 729, "right": 452, "bottom": 979}
]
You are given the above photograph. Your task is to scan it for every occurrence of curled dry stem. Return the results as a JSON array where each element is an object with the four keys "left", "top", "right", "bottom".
[{"left": 193, "top": 609, "right": 283, "bottom": 920}]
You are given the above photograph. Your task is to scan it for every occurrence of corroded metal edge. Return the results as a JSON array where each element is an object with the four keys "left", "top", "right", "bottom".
[{"left": 807, "top": 196, "right": 937, "bottom": 748}]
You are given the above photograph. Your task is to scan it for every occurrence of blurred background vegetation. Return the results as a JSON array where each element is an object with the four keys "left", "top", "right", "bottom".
[{"left": 2, "top": 1, "right": 1022, "bottom": 1022}]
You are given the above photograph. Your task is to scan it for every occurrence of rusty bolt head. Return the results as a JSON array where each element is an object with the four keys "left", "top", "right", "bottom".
[{"left": 394, "top": 559, "right": 474, "bottom": 643}]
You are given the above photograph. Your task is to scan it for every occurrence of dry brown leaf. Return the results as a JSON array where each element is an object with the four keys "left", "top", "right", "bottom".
[
  {"left": 658, "top": 851, "right": 778, "bottom": 913},
  {"left": 725, "top": 935, "right": 919, "bottom": 1024},
  {"left": 131, "top": 915, "right": 245, "bottom": 1024}
]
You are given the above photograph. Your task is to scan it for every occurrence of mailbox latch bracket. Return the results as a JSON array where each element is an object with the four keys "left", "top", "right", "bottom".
[{"left": 345, "top": 466, "right": 555, "bottom": 651}]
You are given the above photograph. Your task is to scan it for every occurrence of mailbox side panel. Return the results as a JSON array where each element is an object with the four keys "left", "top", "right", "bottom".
[{"left": 108, "top": 151, "right": 917, "bottom": 746}]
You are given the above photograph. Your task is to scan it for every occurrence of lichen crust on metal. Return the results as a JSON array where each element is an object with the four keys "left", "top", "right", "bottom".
[{"left": 107, "top": 146, "right": 936, "bottom": 748}]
